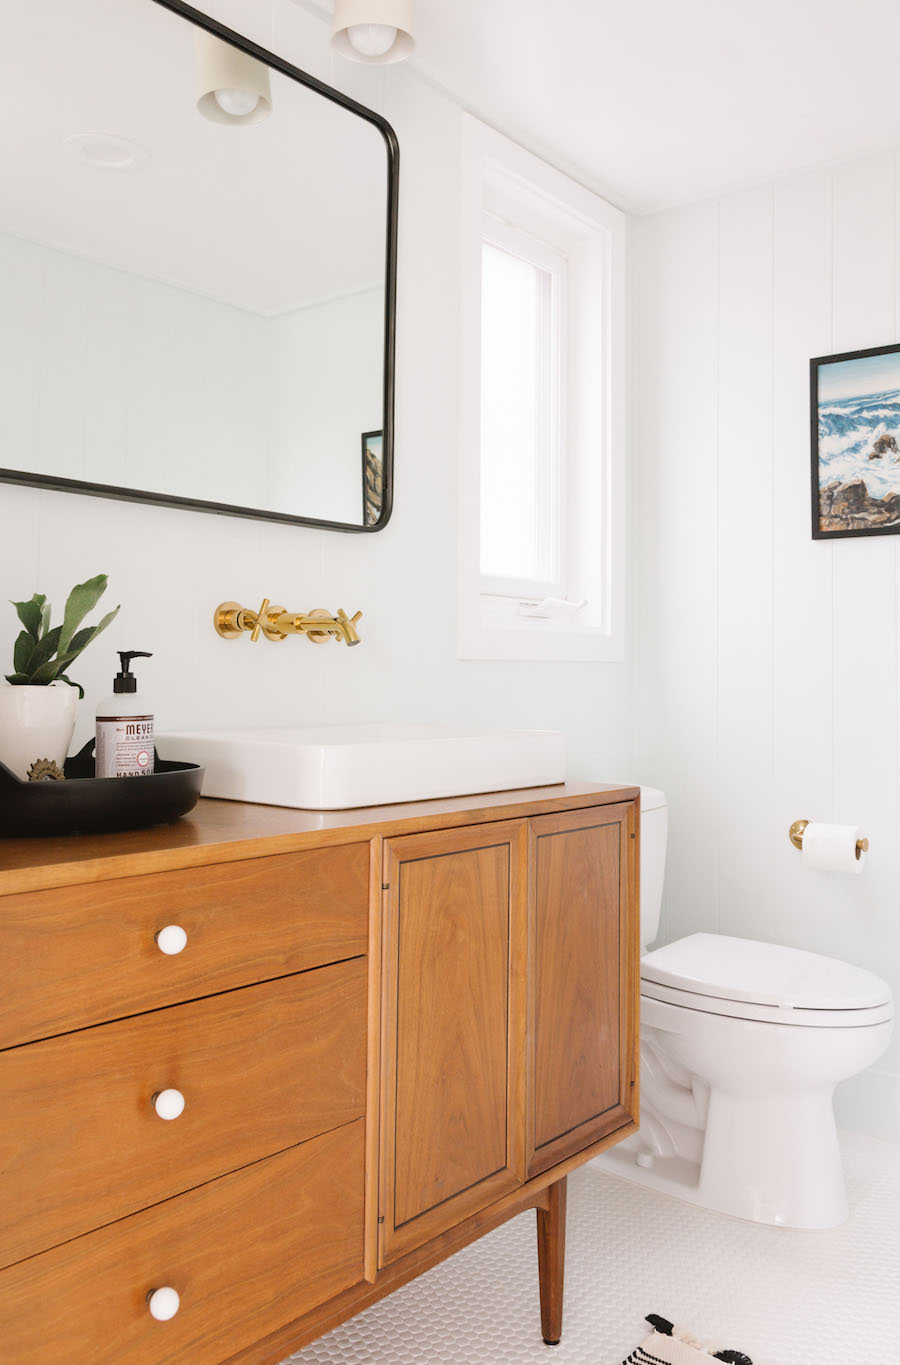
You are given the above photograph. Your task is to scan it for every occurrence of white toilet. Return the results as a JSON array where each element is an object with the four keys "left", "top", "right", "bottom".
[{"left": 600, "top": 786, "right": 894, "bottom": 1229}]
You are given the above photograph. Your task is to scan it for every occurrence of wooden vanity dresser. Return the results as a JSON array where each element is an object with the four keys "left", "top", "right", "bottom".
[{"left": 0, "top": 781, "right": 639, "bottom": 1363}]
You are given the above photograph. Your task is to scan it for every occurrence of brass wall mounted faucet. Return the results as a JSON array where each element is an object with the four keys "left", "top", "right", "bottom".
[{"left": 214, "top": 599, "right": 362, "bottom": 646}]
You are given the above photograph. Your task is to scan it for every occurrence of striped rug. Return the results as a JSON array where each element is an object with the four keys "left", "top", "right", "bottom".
[{"left": 622, "top": 1315, "right": 753, "bottom": 1365}]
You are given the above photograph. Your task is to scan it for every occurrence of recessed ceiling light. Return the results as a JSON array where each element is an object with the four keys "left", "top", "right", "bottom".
[{"left": 62, "top": 132, "right": 151, "bottom": 171}]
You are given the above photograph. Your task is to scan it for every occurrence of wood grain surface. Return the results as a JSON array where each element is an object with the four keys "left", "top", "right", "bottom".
[
  {"left": 379, "top": 821, "right": 528, "bottom": 1264},
  {"left": 527, "top": 803, "right": 637, "bottom": 1176},
  {"left": 0, "top": 960, "right": 366, "bottom": 1269},
  {"left": 0, "top": 1120, "right": 366, "bottom": 1365},
  {"left": 0, "top": 843, "right": 368, "bottom": 1047},
  {"left": 0, "top": 783, "right": 639, "bottom": 895}
]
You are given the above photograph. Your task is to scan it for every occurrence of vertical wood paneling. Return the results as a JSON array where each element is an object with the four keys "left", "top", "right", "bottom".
[
  {"left": 830, "top": 158, "right": 900, "bottom": 1041},
  {"left": 637, "top": 153, "right": 900, "bottom": 1138},
  {"left": 770, "top": 170, "right": 845, "bottom": 952},
  {"left": 715, "top": 187, "right": 775, "bottom": 933},
  {"left": 633, "top": 202, "right": 720, "bottom": 944}
]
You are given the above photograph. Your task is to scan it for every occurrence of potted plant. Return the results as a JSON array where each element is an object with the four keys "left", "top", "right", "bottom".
[{"left": 0, "top": 574, "right": 119, "bottom": 780}]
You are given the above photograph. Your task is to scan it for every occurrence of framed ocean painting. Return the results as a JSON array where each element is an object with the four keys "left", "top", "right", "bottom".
[
  {"left": 362, "top": 430, "right": 383, "bottom": 528},
  {"left": 810, "top": 342, "right": 900, "bottom": 539}
]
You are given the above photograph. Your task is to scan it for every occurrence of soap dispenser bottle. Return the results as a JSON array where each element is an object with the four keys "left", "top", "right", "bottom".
[{"left": 95, "top": 651, "right": 154, "bottom": 778}]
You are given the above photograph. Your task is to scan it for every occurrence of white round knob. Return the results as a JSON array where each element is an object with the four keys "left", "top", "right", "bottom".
[
  {"left": 152, "top": 1088, "right": 185, "bottom": 1121},
  {"left": 147, "top": 1286, "right": 180, "bottom": 1321},
  {"left": 155, "top": 925, "right": 187, "bottom": 955}
]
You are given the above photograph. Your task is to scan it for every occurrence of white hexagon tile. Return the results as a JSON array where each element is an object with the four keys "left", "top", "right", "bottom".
[{"left": 281, "top": 1132, "right": 899, "bottom": 1365}]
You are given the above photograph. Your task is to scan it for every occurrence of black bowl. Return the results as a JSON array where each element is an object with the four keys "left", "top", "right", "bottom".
[{"left": 0, "top": 740, "right": 204, "bottom": 838}]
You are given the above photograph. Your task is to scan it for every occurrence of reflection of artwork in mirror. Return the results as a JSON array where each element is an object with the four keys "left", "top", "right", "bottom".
[
  {"left": 0, "top": 0, "right": 397, "bottom": 532},
  {"left": 362, "top": 432, "right": 384, "bottom": 527}
]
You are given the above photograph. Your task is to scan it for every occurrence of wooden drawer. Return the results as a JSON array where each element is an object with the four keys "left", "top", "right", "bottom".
[
  {"left": 0, "top": 1119, "right": 365, "bottom": 1365},
  {"left": 0, "top": 959, "right": 366, "bottom": 1269},
  {"left": 0, "top": 843, "right": 369, "bottom": 1046}
]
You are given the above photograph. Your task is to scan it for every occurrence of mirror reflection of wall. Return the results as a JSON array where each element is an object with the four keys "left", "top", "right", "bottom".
[{"left": 0, "top": 0, "right": 394, "bottom": 530}]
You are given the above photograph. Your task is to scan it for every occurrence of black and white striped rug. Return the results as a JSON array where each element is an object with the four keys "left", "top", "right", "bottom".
[{"left": 622, "top": 1315, "right": 753, "bottom": 1365}]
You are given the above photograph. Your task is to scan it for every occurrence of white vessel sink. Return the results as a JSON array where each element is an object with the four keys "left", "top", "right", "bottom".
[{"left": 156, "top": 724, "right": 566, "bottom": 810}]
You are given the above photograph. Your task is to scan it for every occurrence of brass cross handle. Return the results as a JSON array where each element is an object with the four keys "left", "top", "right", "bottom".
[{"left": 214, "top": 600, "right": 362, "bottom": 647}]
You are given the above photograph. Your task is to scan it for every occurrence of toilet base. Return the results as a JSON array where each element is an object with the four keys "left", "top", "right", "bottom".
[
  {"left": 597, "top": 998, "right": 895, "bottom": 1230},
  {"left": 595, "top": 1090, "right": 848, "bottom": 1230}
]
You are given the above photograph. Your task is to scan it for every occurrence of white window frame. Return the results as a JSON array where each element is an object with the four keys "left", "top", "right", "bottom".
[{"left": 458, "top": 115, "right": 626, "bottom": 663}]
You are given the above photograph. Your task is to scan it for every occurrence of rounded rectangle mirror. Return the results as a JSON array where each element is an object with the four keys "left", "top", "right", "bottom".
[{"left": 0, "top": 0, "right": 397, "bottom": 531}]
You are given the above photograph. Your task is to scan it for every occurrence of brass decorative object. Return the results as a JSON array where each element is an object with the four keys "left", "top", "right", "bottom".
[
  {"left": 27, "top": 758, "right": 65, "bottom": 781},
  {"left": 788, "top": 818, "right": 869, "bottom": 859},
  {"left": 214, "top": 600, "right": 362, "bottom": 647}
]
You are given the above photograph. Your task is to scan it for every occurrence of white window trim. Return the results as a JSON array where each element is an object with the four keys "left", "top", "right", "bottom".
[{"left": 458, "top": 115, "right": 627, "bottom": 663}]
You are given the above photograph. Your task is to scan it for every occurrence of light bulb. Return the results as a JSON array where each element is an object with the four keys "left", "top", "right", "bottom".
[
  {"left": 347, "top": 23, "right": 398, "bottom": 58},
  {"left": 213, "top": 87, "right": 260, "bottom": 118}
]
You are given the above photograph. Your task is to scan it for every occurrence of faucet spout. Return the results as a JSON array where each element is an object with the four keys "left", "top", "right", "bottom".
[{"left": 335, "top": 609, "right": 363, "bottom": 646}]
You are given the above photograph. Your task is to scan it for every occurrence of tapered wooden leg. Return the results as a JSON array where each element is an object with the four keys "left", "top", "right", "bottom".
[{"left": 536, "top": 1176, "right": 567, "bottom": 1346}]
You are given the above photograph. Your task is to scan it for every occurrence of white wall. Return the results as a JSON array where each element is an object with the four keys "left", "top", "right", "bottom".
[
  {"left": 0, "top": 232, "right": 381, "bottom": 524},
  {"left": 633, "top": 153, "right": 900, "bottom": 1142},
  {"left": 0, "top": 2, "right": 634, "bottom": 811},
  {"left": 271, "top": 288, "right": 383, "bottom": 524}
]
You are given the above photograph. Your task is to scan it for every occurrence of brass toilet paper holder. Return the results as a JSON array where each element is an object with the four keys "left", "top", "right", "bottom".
[{"left": 788, "top": 819, "right": 869, "bottom": 860}]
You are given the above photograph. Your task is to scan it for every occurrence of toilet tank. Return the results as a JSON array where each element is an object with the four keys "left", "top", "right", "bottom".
[{"left": 640, "top": 786, "right": 667, "bottom": 951}]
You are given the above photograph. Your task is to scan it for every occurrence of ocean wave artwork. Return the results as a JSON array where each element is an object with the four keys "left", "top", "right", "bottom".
[{"left": 813, "top": 345, "right": 900, "bottom": 536}]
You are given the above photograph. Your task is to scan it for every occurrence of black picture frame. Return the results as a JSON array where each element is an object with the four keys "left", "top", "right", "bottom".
[
  {"left": 0, "top": 0, "right": 398, "bottom": 534},
  {"left": 810, "top": 342, "right": 900, "bottom": 540},
  {"left": 362, "top": 431, "right": 384, "bottom": 528}
]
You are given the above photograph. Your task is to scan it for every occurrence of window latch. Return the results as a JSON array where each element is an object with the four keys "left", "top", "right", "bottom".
[{"left": 517, "top": 596, "right": 587, "bottom": 619}]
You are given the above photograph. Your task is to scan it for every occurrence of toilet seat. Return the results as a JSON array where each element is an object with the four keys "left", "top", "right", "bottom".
[
  {"left": 641, "top": 977, "right": 894, "bottom": 1027},
  {"left": 641, "top": 932, "right": 893, "bottom": 1028}
]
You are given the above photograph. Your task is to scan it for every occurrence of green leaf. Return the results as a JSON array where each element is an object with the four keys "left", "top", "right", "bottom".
[
  {"left": 24, "top": 625, "right": 62, "bottom": 676},
  {"left": 55, "top": 673, "right": 84, "bottom": 699},
  {"left": 13, "top": 629, "right": 35, "bottom": 675},
  {"left": 30, "top": 651, "right": 77, "bottom": 686},
  {"left": 4, "top": 672, "right": 33, "bottom": 685},
  {"left": 58, "top": 574, "right": 109, "bottom": 657},
  {"left": 66, "top": 605, "right": 120, "bottom": 663},
  {"left": 10, "top": 596, "right": 42, "bottom": 640},
  {"left": 38, "top": 597, "right": 51, "bottom": 639}
]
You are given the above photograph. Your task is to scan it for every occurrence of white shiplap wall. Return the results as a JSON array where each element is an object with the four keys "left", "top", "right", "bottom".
[{"left": 633, "top": 153, "right": 900, "bottom": 1141}]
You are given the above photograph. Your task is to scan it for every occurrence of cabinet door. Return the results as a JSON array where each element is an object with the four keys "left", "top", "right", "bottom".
[
  {"left": 526, "top": 802, "right": 638, "bottom": 1178},
  {"left": 379, "top": 821, "right": 528, "bottom": 1265}
]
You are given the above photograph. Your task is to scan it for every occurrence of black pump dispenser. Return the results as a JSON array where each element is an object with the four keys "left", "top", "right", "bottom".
[{"left": 113, "top": 651, "right": 152, "bottom": 694}]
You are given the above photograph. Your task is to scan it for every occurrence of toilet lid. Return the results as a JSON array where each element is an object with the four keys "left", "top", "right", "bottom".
[{"left": 641, "top": 933, "right": 892, "bottom": 1010}]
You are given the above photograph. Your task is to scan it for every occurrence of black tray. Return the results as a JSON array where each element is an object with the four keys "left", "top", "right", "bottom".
[{"left": 0, "top": 740, "right": 204, "bottom": 838}]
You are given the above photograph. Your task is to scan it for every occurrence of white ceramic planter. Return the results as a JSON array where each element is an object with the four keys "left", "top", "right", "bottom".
[{"left": 0, "top": 683, "right": 78, "bottom": 781}]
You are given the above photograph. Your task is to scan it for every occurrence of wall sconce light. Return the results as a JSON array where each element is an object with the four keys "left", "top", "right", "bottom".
[
  {"left": 195, "top": 31, "right": 273, "bottom": 125},
  {"left": 331, "top": 0, "right": 414, "bottom": 64}
]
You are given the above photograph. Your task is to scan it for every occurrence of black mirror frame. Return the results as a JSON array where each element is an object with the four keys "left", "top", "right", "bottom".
[{"left": 0, "top": 0, "right": 398, "bottom": 533}]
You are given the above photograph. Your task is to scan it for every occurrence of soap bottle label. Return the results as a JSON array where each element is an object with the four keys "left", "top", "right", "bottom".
[{"left": 96, "top": 715, "right": 154, "bottom": 778}]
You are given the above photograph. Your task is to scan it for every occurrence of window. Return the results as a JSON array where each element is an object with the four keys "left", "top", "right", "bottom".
[
  {"left": 458, "top": 117, "right": 626, "bottom": 662},
  {"left": 480, "top": 220, "right": 565, "bottom": 598}
]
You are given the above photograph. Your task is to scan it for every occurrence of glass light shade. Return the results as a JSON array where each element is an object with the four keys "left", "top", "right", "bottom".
[
  {"left": 213, "top": 88, "right": 261, "bottom": 118},
  {"left": 195, "top": 31, "right": 272, "bottom": 125},
  {"left": 332, "top": 0, "right": 414, "bottom": 64},
  {"left": 347, "top": 24, "right": 398, "bottom": 58}
]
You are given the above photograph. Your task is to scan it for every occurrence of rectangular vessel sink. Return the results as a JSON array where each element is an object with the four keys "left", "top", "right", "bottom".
[{"left": 156, "top": 724, "right": 566, "bottom": 810}]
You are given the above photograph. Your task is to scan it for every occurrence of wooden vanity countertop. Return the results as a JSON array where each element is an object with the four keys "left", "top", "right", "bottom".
[{"left": 0, "top": 782, "right": 639, "bottom": 895}]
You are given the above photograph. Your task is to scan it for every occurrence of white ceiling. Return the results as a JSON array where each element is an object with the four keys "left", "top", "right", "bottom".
[
  {"left": 0, "top": 0, "right": 387, "bottom": 313},
  {"left": 316, "top": 0, "right": 900, "bottom": 215}
]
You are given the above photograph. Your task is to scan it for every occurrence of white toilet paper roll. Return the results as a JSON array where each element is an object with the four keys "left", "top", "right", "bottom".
[{"left": 801, "top": 822, "right": 866, "bottom": 875}]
